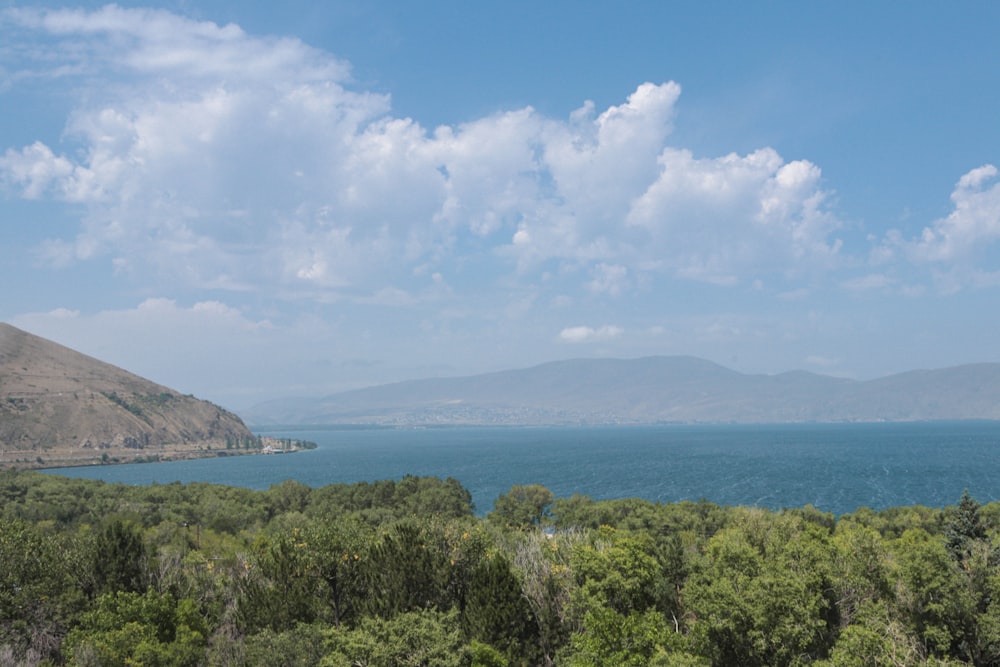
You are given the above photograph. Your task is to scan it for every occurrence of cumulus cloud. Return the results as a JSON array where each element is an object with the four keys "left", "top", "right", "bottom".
[
  {"left": 625, "top": 149, "right": 841, "bottom": 283},
  {"left": 0, "top": 5, "right": 848, "bottom": 304},
  {"left": 0, "top": 142, "right": 75, "bottom": 199},
  {"left": 558, "top": 325, "right": 624, "bottom": 343},
  {"left": 897, "top": 164, "right": 1000, "bottom": 263}
]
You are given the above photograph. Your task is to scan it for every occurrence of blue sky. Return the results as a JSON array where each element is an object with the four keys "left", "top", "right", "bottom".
[{"left": 2, "top": 1, "right": 999, "bottom": 410}]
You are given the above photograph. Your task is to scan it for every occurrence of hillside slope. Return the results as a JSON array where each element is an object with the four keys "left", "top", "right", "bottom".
[
  {"left": 244, "top": 357, "right": 1000, "bottom": 426},
  {"left": 0, "top": 323, "right": 254, "bottom": 467}
]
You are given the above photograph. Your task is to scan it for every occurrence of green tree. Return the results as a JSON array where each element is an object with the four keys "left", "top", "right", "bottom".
[
  {"left": 829, "top": 522, "right": 892, "bottom": 628},
  {"left": 561, "top": 607, "right": 703, "bottom": 667},
  {"left": 462, "top": 552, "right": 539, "bottom": 664},
  {"left": 322, "top": 608, "right": 467, "bottom": 667},
  {"left": 90, "top": 519, "right": 148, "bottom": 596},
  {"left": 945, "top": 489, "right": 987, "bottom": 561},
  {"left": 470, "top": 640, "right": 508, "bottom": 667},
  {"left": 819, "top": 601, "right": 921, "bottom": 667},
  {"left": 266, "top": 479, "right": 312, "bottom": 516},
  {"left": 684, "top": 510, "right": 836, "bottom": 666},
  {"left": 236, "top": 529, "right": 323, "bottom": 633},
  {"left": 236, "top": 622, "right": 328, "bottom": 667},
  {"left": 967, "top": 558, "right": 1000, "bottom": 666},
  {"left": 359, "top": 520, "right": 451, "bottom": 618},
  {"left": 304, "top": 517, "right": 372, "bottom": 628},
  {"left": 63, "top": 589, "right": 207, "bottom": 667},
  {"left": 892, "top": 528, "right": 975, "bottom": 660},
  {"left": 491, "top": 484, "right": 554, "bottom": 529},
  {"left": 570, "top": 527, "right": 667, "bottom": 616},
  {"left": 937, "top": 493, "right": 1000, "bottom": 665},
  {"left": 0, "top": 519, "right": 85, "bottom": 663},
  {"left": 394, "top": 475, "right": 475, "bottom": 519}
]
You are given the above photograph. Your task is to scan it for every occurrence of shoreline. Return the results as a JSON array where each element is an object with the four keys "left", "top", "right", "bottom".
[{"left": 0, "top": 436, "right": 316, "bottom": 471}]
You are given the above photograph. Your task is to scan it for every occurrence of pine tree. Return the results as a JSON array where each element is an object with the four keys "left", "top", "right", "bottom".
[
  {"left": 90, "top": 519, "right": 147, "bottom": 596},
  {"left": 945, "top": 489, "right": 986, "bottom": 560}
]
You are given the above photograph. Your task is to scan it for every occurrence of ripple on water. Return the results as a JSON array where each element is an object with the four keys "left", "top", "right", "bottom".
[{"left": 43, "top": 421, "right": 1000, "bottom": 516}]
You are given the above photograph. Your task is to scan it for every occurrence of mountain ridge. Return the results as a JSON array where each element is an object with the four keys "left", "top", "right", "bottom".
[{"left": 243, "top": 356, "right": 1000, "bottom": 426}]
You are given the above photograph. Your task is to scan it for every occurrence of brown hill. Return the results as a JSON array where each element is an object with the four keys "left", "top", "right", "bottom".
[{"left": 0, "top": 322, "right": 255, "bottom": 468}]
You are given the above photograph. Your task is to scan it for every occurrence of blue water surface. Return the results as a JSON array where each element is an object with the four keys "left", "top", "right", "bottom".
[{"left": 44, "top": 422, "right": 1000, "bottom": 516}]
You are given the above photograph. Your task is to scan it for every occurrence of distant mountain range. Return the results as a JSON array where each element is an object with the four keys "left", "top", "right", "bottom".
[
  {"left": 0, "top": 323, "right": 254, "bottom": 467},
  {"left": 244, "top": 356, "right": 1000, "bottom": 426}
]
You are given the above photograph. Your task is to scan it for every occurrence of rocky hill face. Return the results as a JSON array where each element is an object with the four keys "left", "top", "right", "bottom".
[
  {"left": 244, "top": 356, "right": 1000, "bottom": 426},
  {"left": 0, "top": 323, "right": 254, "bottom": 467}
]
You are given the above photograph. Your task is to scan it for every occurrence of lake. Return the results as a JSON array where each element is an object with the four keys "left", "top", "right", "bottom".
[{"left": 44, "top": 421, "right": 1000, "bottom": 516}]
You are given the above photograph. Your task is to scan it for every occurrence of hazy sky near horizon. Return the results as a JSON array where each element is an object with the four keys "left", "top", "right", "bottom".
[{"left": 2, "top": 1, "right": 999, "bottom": 410}]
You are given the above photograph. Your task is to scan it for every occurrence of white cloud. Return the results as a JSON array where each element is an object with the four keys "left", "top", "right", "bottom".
[
  {"left": 625, "top": 148, "right": 841, "bottom": 283},
  {"left": 543, "top": 82, "right": 680, "bottom": 227},
  {"left": 3, "top": 5, "right": 348, "bottom": 83},
  {"left": 431, "top": 108, "right": 546, "bottom": 237},
  {"left": 46, "top": 307, "right": 80, "bottom": 319},
  {"left": 558, "top": 325, "right": 624, "bottom": 343},
  {"left": 0, "top": 142, "right": 74, "bottom": 199},
  {"left": 587, "top": 263, "right": 629, "bottom": 295},
  {"left": 1, "top": 5, "right": 849, "bottom": 306},
  {"left": 892, "top": 164, "right": 1000, "bottom": 263}
]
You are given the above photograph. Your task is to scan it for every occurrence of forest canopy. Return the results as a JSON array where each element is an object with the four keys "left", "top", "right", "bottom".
[{"left": 2, "top": 470, "right": 999, "bottom": 666}]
